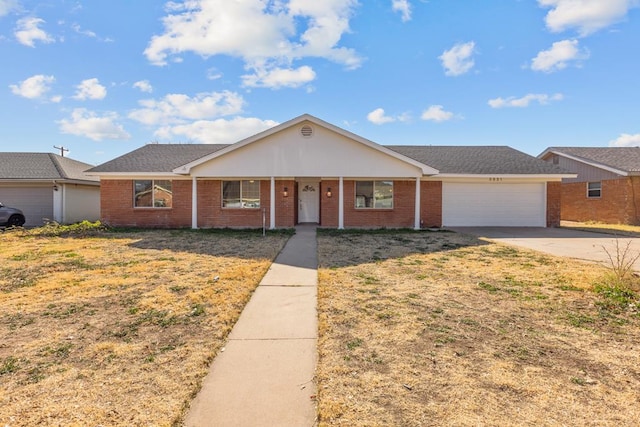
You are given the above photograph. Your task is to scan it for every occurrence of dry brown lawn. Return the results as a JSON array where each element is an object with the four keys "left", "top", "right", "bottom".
[
  {"left": 0, "top": 226, "right": 290, "bottom": 426},
  {"left": 316, "top": 229, "right": 640, "bottom": 426},
  {"left": 561, "top": 220, "right": 640, "bottom": 237}
]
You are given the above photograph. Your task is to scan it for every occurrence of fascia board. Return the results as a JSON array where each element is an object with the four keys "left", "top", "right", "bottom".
[{"left": 432, "top": 173, "right": 578, "bottom": 179}]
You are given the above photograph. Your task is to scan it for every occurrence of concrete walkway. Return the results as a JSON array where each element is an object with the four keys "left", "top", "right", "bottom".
[{"left": 184, "top": 225, "right": 318, "bottom": 427}]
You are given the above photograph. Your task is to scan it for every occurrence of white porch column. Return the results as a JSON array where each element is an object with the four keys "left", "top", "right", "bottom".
[
  {"left": 414, "top": 177, "right": 421, "bottom": 230},
  {"left": 191, "top": 177, "right": 198, "bottom": 229},
  {"left": 338, "top": 177, "right": 344, "bottom": 229},
  {"left": 270, "top": 177, "right": 276, "bottom": 230}
]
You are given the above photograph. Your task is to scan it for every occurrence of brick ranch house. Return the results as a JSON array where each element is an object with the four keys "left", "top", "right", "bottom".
[
  {"left": 87, "top": 114, "right": 572, "bottom": 229},
  {"left": 539, "top": 147, "right": 640, "bottom": 224}
]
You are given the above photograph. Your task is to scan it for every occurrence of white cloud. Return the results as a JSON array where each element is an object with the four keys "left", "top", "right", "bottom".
[
  {"left": 129, "top": 91, "right": 244, "bottom": 126},
  {"left": 144, "top": 0, "right": 362, "bottom": 87},
  {"left": 539, "top": 0, "right": 638, "bottom": 36},
  {"left": 609, "top": 133, "right": 640, "bottom": 147},
  {"left": 421, "top": 105, "right": 454, "bottom": 122},
  {"left": 242, "top": 65, "right": 316, "bottom": 89},
  {"left": 154, "top": 117, "right": 279, "bottom": 144},
  {"left": 207, "top": 67, "right": 223, "bottom": 80},
  {"left": 0, "top": 0, "right": 19, "bottom": 17},
  {"left": 71, "top": 23, "right": 96, "bottom": 38},
  {"left": 392, "top": 0, "right": 412, "bottom": 22},
  {"left": 531, "top": 39, "right": 589, "bottom": 72},
  {"left": 133, "top": 80, "right": 153, "bottom": 93},
  {"left": 15, "top": 17, "right": 55, "bottom": 47},
  {"left": 367, "top": 108, "right": 396, "bottom": 125},
  {"left": 73, "top": 78, "right": 107, "bottom": 100},
  {"left": 58, "top": 108, "right": 130, "bottom": 141},
  {"left": 488, "top": 93, "right": 564, "bottom": 108},
  {"left": 439, "top": 41, "right": 476, "bottom": 76},
  {"left": 9, "top": 74, "right": 55, "bottom": 99}
]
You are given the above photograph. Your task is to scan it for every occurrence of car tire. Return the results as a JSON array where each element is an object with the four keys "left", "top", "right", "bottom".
[{"left": 8, "top": 214, "right": 25, "bottom": 227}]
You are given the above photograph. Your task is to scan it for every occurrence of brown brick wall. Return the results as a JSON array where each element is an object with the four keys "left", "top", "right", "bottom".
[
  {"left": 100, "top": 179, "right": 192, "bottom": 228},
  {"left": 561, "top": 177, "right": 640, "bottom": 224},
  {"left": 546, "top": 181, "right": 561, "bottom": 227},
  {"left": 421, "top": 181, "right": 442, "bottom": 228},
  {"left": 320, "top": 180, "right": 339, "bottom": 227},
  {"left": 342, "top": 180, "right": 415, "bottom": 228},
  {"left": 276, "top": 180, "right": 296, "bottom": 228}
]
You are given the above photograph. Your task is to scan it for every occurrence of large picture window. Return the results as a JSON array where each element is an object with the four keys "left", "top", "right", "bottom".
[
  {"left": 134, "top": 180, "right": 173, "bottom": 208},
  {"left": 587, "top": 181, "right": 601, "bottom": 198},
  {"left": 222, "top": 180, "right": 261, "bottom": 208},
  {"left": 355, "top": 181, "right": 393, "bottom": 209}
]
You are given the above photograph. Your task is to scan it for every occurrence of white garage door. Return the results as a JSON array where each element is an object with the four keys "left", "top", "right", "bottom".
[
  {"left": 0, "top": 187, "right": 53, "bottom": 227},
  {"left": 443, "top": 182, "right": 546, "bottom": 227}
]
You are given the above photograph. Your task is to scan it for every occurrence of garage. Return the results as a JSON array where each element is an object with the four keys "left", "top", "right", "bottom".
[
  {"left": 0, "top": 186, "right": 53, "bottom": 227},
  {"left": 442, "top": 182, "right": 546, "bottom": 227}
]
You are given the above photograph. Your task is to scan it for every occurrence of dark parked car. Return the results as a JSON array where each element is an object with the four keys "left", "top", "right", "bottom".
[{"left": 0, "top": 202, "right": 26, "bottom": 227}]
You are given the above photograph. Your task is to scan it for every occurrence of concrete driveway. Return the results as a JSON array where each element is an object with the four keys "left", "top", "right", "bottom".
[{"left": 450, "top": 227, "right": 640, "bottom": 271}]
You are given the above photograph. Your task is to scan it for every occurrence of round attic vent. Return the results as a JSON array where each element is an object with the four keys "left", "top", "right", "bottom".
[{"left": 300, "top": 125, "right": 313, "bottom": 138}]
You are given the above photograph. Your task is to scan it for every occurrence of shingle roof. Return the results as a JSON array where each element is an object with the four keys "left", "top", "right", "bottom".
[
  {"left": 89, "top": 143, "right": 568, "bottom": 176},
  {"left": 0, "top": 153, "right": 99, "bottom": 182},
  {"left": 388, "top": 145, "right": 567, "bottom": 175},
  {"left": 545, "top": 147, "right": 640, "bottom": 173},
  {"left": 87, "top": 144, "right": 229, "bottom": 173}
]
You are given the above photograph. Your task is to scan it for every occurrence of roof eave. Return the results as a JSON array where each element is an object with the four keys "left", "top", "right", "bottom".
[
  {"left": 433, "top": 173, "right": 578, "bottom": 179},
  {"left": 85, "top": 172, "right": 184, "bottom": 178}
]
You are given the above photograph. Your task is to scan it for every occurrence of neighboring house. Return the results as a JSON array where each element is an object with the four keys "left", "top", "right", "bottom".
[
  {"left": 0, "top": 153, "right": 100, "bottom": 227},
  {"left": 539, "top": 147, "right": 640, "bottom": 224},
  {"left": 87, "top": 114, "right": 572, "bottom": 229}
]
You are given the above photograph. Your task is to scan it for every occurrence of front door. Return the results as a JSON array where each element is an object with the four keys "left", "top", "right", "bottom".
[{"left": 298, "top": 180, "right": 319, "bottom": 223}]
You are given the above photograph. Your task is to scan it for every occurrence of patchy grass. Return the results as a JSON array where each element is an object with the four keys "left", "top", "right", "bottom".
[
  {"left": 0, "top": 227, "right": 291, "bottom": 426},
  {"left": 316, "top": 230, "right": 640, "bottom": 426},
  {"left": 561, "top": 220, "right": 640, "bottom": 237}
]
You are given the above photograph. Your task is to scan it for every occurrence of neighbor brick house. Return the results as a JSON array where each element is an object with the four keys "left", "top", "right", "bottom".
[
  {"left": 87, "top": 114, "right": 572, "bottom": 229},
  {"left": 539, "top": 147, "right": 640, "bottom": 225}
]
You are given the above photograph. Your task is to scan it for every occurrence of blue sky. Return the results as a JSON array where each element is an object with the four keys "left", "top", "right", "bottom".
[{"left": 1, "top": 0, "right": 639, "bottom": 166}]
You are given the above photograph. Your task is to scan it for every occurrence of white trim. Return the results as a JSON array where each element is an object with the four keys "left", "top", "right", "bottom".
[
  {"left": 429, "top": 173, "right": 576, "bottom": 180},
  {"left": 191, "top": 177, "right": 198, "bottom": 229},
  {"left": 85, "top": 172, "right": 183, "bottom": 178},
  {"left": 414, "top": 177, "right": 421, "bottom": 230},
  {"left": 270, "top": 177, "right": 276, "bottom": 229},
  {"left": 172, "top": 114, "right": 439, "bottom": 176},
  {"left": 338, "top": 177, "right": 344, "bottom": 229},
  {"left": 586, "top": 181, "right": 602, "bottom": 198}
]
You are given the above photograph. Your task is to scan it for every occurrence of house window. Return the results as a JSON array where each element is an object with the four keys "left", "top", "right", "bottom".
[
  {"left": 222, "top": 180, "right": 261, "bottom": 208},
  {"left": 355, "top": 181, "right": 393, "bottom": 209},
  {"left": 587, "top": 181, "right": 601, "bottom": 198},
  {"left": 134, "top": 180, "right": 173, "bottom": 208}
]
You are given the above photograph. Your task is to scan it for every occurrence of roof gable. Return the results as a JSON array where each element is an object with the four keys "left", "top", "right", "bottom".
[
  {"left": 539, "top": 147, "right": 640, "bottom": 175},
  {"left": 176, "top": 114, "right": 437, "bottom": 177}
]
